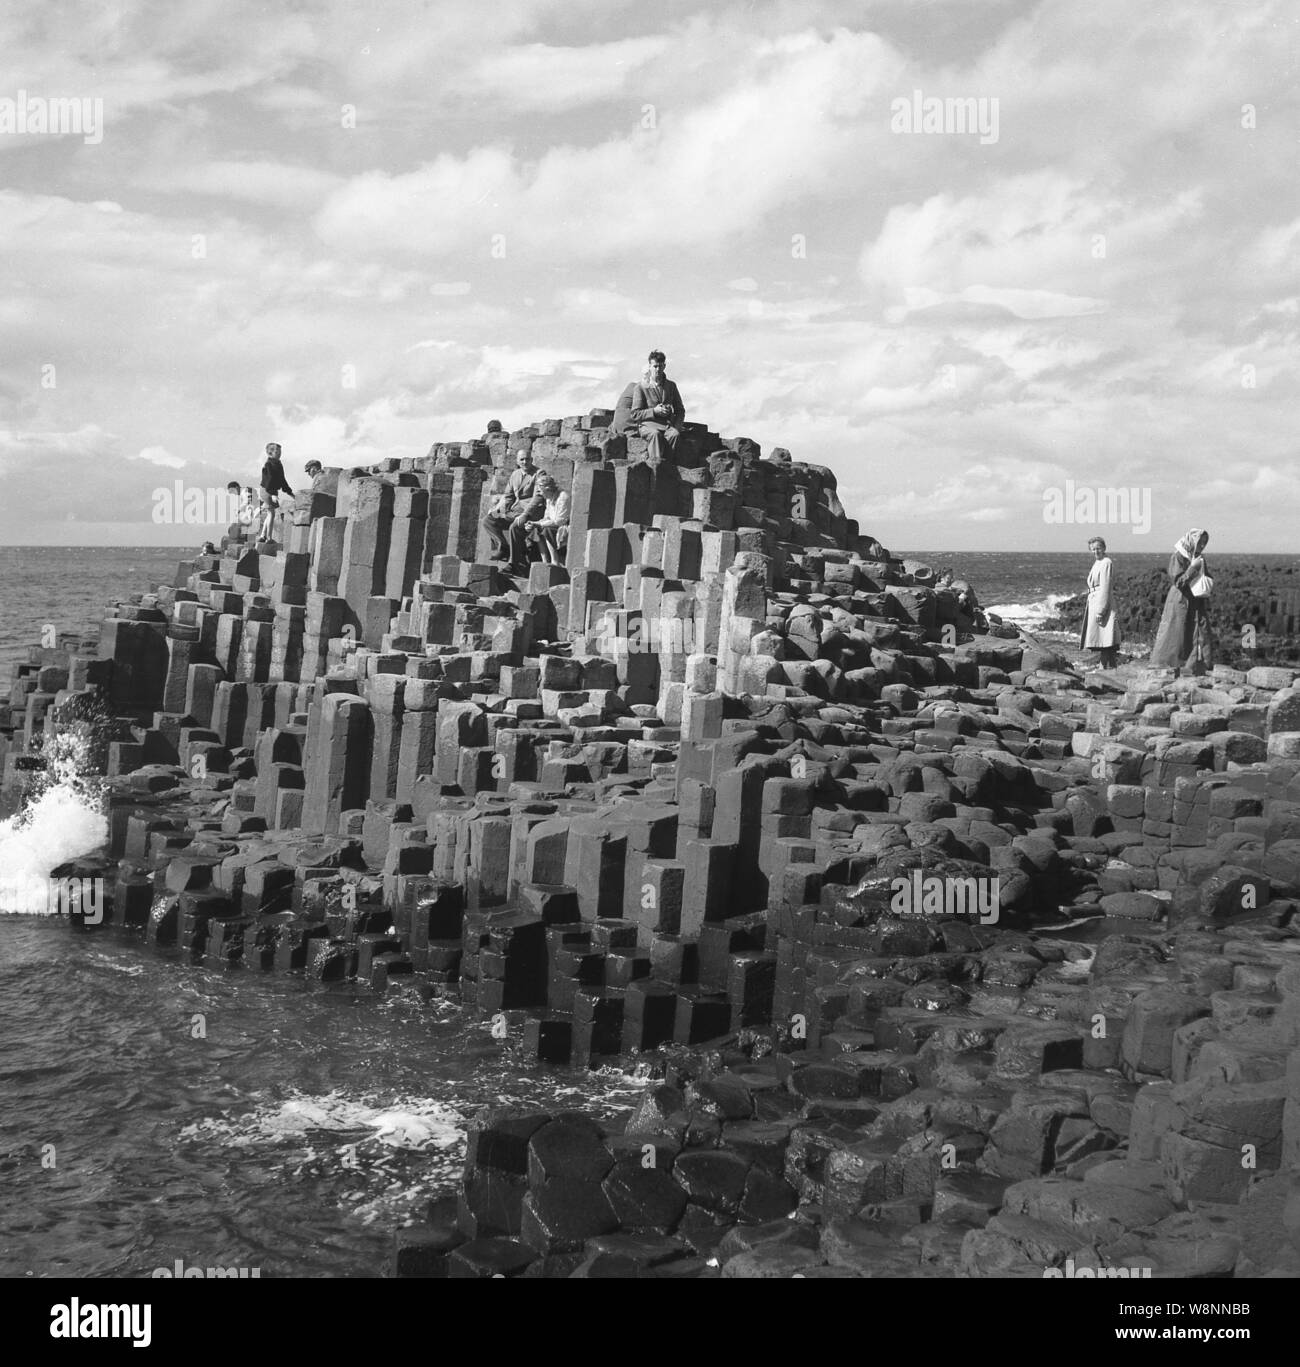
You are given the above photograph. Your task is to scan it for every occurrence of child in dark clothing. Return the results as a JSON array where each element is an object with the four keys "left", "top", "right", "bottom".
[{"left": 257, "top": 443, "right": 293, "bottom": 542}]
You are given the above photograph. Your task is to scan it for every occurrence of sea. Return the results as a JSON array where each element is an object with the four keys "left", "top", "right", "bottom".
[
  {"left": 908, "top": 549, "right": 1174, "bottom": 631},
  {"left": 0, "top": 544, "right": 1291, "bottom": 1277},
  {"left": 0, "top": 547, "right": 1193, "bottom": 677}
]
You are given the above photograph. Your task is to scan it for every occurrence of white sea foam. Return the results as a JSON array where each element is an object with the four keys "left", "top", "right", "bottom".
[
  {"left": 984, "top": 592, "right": 1075, "bottom": 629},
  {"left": 0, "top": 730, "right": 108, "bottom": 913},
  {"left": 178, "top": 1090, "right": 472, "bottom": 1228},
  {"left": 85, "top": 953, "right": 144, "bottom": 976},
  {"left": 180, "top": 1091, "right": 466, "bottom": 1152}
]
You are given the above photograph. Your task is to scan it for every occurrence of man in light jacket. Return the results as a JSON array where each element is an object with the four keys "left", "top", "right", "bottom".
[
  {"left": 628, "top": 350, "right": 685, "bottom": 462},
  {"left": 480, "top": 448, "right": 543, "bottom": 571}
]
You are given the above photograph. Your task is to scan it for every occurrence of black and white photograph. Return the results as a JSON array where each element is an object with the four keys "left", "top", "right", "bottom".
[{"left": 0, "top": 0, "right": 1296, "bottom": 1330}]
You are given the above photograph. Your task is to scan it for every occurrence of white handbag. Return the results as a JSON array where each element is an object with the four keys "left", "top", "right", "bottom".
[{"left": 1189, "top": 573, "right": 1213, "bottom": 598}]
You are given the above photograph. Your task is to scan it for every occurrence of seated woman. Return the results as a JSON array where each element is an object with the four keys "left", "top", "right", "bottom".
[
  {"left": 528, "top": 474, "right": 570, "bottom": 565},
  {"left": 950, "top": 577, "right": 986, "bottom": 632}
]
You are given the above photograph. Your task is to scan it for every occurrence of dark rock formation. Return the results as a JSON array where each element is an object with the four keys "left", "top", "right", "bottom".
[{"left": 3, "top": 409, "right": 1300, "bottom": 1279}]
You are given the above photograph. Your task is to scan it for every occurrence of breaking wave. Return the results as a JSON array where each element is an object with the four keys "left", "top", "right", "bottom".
[
  {"left": 0, "top": 728, "right": 108, "bottom": 914},
  {"left": 985, "top": 592, "right": 1076, "bottom": 630},
  {"left": 180, "top": 1091, "right": 467, "bottom": 1153}
]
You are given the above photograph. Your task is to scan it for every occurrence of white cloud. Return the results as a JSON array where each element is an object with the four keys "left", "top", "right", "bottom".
[
  {"left": 131, "top": 445, "right": 187, "bottom": 468},
  {"left": 313, "top": 27, "right": 900, "bottom": 260},
  {"left": 0, "top": 0, "right": 1296, "bottom": 552},
  {"left": 859, "top": 172, "right": 1204, "bottom": 311},
  {"left": 143, "top": 160, "right": 344, "bottom": 208},
  {"left": 0, "top": 424, "right": 118, "bottom": 469},
  {"left": 450, "top": 37, "right": 670, "bottom": 111}
]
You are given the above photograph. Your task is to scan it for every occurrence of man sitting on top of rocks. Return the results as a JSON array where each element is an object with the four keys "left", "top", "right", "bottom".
[
  {"left": 628, "top": 349, "right": 685, "bottom": 462},
  {"left": 480, "top": 448, "right": 543, "bottom": 573}
]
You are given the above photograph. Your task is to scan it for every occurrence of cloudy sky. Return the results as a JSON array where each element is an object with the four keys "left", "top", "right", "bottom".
[{"left": 0, "top": 0, "right": 1296, "bottom": 550}]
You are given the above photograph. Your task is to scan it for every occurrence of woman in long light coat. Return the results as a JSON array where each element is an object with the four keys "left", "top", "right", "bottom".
[
  {"left": 1082, "top": 537, "right": 1119, "bottom": 669},
  {"left": 1150, "top": 527, "right": 1213, "bottom": 675}
]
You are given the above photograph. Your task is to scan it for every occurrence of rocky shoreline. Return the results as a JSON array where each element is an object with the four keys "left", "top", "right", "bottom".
[
  {"left": 392, "top": 655, "right": 1300, "bottom": 1279},
  {"left": 2, "top": 410, "right": 1299, "bottom": 1279}
]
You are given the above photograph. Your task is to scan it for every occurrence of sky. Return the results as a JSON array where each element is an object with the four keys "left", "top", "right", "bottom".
[{"left": 0, "top": 0, "right": 1297, "bottom": 551}]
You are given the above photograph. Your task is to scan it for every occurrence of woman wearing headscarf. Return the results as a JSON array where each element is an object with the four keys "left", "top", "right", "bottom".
[
  {"left": 1081, "top": 537, "right": 1119, "bottom": 669},
  {"left": 1150, "top": 527, "right": 1212, "bottom": 675}
]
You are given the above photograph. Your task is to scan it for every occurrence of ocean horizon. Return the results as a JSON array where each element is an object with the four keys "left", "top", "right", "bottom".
[{"left": 5, "top": 546, "right": 1300, "bottom": 675}]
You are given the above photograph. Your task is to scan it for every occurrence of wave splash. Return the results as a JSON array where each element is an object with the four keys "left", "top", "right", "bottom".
[
  {"left": 985, "top": 591, "right": 1076, "bottom": 630},
  {"left": 180, "top": 1092, "right": 468, "bottom": 1152},
  {"left": 0, "top": 728, "right": 108, "bottom": 914}
]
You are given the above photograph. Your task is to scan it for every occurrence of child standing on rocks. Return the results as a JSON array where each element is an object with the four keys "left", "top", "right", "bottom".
[{"left": 257, "top": 443, "right": 294, "bottom": 544}]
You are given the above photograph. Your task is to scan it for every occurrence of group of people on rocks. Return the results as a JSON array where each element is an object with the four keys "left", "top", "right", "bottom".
[
  {"left": 231, "top": 351, "right": 683, "bottom": 576},
  {"left": 225, "top": 445, "right": 323, "bottom": 544},
  {"left": 1081, "top": 528, "right": 1214, "bottom": 676},
  {"left": 222, "top": 350, "right": 682, "bottom": 572},
  {"left": 478, "top": 348, "right": 683, "bottom": 573},
  {"left": 225, "top": 350, "right": 1219, "bottom": 680},
  {"left": 478, "top": 446, "right": 571, "bottom": 573}
]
